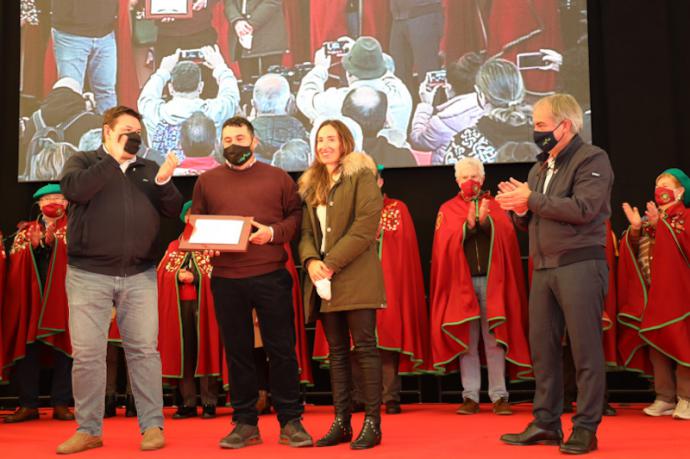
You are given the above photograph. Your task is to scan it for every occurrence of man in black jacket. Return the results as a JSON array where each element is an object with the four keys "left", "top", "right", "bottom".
[
  {"left": 57, "top": 106, "right": 182, "bottom": 454},
  {"left": 495, "top": 94, "right": 614, "bottom": 455}
]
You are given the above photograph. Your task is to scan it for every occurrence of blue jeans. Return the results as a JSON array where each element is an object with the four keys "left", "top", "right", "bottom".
[
  {"left": 52, "top": 28, "right": 117, "bottom": 114},
  {"left": 460, "top": 276, "right": 509, "bottom": 403},
  {"left": 66, "top": 266, "right": 163, "bottom": 436}
]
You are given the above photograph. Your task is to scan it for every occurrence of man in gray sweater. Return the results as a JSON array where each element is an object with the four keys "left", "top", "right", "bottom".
[{"left": 495, "top": 94, "right": 614, "bottom": 455}]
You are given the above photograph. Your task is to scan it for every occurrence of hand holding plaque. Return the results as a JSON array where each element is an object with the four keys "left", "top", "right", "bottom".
[{"left": 179, "top": 215, "right": 253, "bottom": 252}]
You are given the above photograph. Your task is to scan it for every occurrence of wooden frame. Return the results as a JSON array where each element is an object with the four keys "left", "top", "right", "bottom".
[
  {"left": 179, "top": 215, "right": 253, "bottom": 252},
  {"left": 144, "top": 0, "right": 194, "bottom": 19}
]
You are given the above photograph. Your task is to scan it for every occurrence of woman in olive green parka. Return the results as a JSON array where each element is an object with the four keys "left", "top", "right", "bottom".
[{"left": 298, "top": 120, "right": 385, "bottom": 450}]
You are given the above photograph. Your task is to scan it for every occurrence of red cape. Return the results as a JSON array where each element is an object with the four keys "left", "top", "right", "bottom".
[
  {"left": 157, "top": 239, "right": 222, "bottom": 380},
  {"left": 602, "top": 221, "right": 619, "bottom": 367},
  {"left": 312, "top": 197, "right": 430, "bottom": 375},
  {"left": 43, "top": 0, "right": 139, "bottom": 107},
  {"left": 219, "top": 244, "right": 314, "bottom": 389},
  {"left": 309, "top": 0, "right": 391, "bottom": 57},
  {"left": 639, "top": 203, "right": 690, "bottom": 366},
  {"left": 429, "top": 194, "right": 532, "bottom": 381},
  {"left": 1, "top": 218, "right": 71, "bottom": 382},
  {"left": 616, "top": 228, "right": 652, "bottom": 377},
  {"left": 0, "top": 232, "right": 6, "bottom": 379},
  {"left": 486, "top": 0, "right": 561, "bottom": 94}
]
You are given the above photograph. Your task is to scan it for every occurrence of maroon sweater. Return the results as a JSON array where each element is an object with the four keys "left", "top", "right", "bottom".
[{"left": 191, "top": 161, "right": 302, "bottom": 279}]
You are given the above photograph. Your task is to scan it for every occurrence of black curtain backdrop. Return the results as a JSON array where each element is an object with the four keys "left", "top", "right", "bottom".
[{"left": 1, "top": 0, "right": 689, "bottom": 403}]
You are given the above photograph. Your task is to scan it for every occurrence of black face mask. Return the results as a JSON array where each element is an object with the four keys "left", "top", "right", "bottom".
[
  {"left": 533, "top": 123, "right": 562, "bottom": 153},
  {"left": 223, "top": 144, "right": 253, "bottom": 166},
  {"left": 122, "top": 132, "right": 142, "bottom": 155}
]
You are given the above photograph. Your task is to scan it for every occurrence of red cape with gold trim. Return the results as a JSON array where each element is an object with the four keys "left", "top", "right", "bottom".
[
  {"left": 312, "top": 197, "right": 430, "bottom": 374},
  {"left": 429, "top": 194, "right": 532, "bottom": 381},
  {"left": 1, "top": 218, "right": 71, "bottom": 382},
  {"left": 639, "top": 203, "right": 690, "bottom": 367},
  {"left": 220, "top": 244, "right": 314, "bottom": 388},
  {"left": 157, "top": 239, "right": 222, "bottom": 380},
  {"left": 616, "top": 226, "right": 652, "bottom": 377}
]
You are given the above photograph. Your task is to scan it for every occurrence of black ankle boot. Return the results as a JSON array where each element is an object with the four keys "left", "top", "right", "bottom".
[
  {"left": 350, "top": 416, "right": 381, "bottom": 450},
  {"left": 125, "top": 394, "right": 137, "bottom": 418},
  {"left": 104, "top": 395, "right": 117, "bottom": 418},
  {"left": 316, "top": 414, "right": 352, "bottom": 447}
]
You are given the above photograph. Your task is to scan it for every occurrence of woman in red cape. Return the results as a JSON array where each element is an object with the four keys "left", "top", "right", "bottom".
[
  {"left": 2, "top": 205, "right": 71, "bottom": 381},
  {"left": 620, "top": 168, "right": 690, "bottom": 419},
  {"left": 1, "top": 184, "right": 73, "bottom": 422},
  {"left": 311, "top": 190, "right": 429, "bottom": 413},
  {"left": 429, "top": 170, "right": 532, "bottom": 389}
]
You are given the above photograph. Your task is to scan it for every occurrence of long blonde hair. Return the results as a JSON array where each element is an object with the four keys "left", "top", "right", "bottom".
[{"left": 298, "top": 120, "right": 355, "bottom": 206}]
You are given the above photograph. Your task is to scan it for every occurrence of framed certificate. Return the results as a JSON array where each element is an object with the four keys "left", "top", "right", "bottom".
[
  {"left": 179, "top": 215, "right": 253, "bottom": 252},
  {"left": 145, "top": 0, "right": 193, "bottom": 19}
]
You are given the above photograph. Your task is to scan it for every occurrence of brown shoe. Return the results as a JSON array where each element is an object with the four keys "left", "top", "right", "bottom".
[
  {"left": 53, "top": 406, "right": 76, "bottom": 421},
  {"left": 493, "top": 398, "right": 513, "bottom": 415},
  {"left": 456, "top": 398, "right": 480, "bottom": 415},
  {"left": 56, "top": 432, "right": 103, "bottom": 454},
  {"left": 4, "top": 407, "right": 39, "bottom": 423},
  {"left": 141, "top": 427, "right": 165, "bottom": 451}
]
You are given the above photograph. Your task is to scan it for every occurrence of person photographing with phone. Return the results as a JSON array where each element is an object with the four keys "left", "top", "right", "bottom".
[{"left": 57, "top": 106, "right": 183, "bottom": 454}]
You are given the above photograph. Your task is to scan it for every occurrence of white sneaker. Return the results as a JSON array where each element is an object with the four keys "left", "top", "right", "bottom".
[
  {"left": 314, "top": 278, "right": 332, "bottom": 301},
  {"left": 643, "top": 399, "right": 676, "bottom": 416},
  {"left": 672, "top": 398, "right": 690, "bottom": 420}
]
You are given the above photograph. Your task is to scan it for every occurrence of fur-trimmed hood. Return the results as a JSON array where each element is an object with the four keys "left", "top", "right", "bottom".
[{"left": 298, "top": 151, "right": 378, "bottom": 198}]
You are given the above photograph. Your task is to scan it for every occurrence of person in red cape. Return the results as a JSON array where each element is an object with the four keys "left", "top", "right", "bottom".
[
  {"left": 158, "top": 201, "right": 222, "bottom": 419},
  {"left": 429, "top": 158, "right": 532, "bottom": 416},
  {"left": 311, "top": 165, "right": 429, "bottom": 415},
  {"left": 1, "top": 184, "right": 74, "bottom": 423},
  {"left": 620, "top": 168, "right": 690, "bottom": 420}
]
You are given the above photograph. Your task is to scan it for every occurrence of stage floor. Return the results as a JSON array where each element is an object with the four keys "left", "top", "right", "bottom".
[{"left": 0, "top": 404, "right": 686, "bottom": 458}]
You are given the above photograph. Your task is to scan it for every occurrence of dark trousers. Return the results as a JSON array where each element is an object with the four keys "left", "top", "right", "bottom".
[
  {"left": 211, "top": 269, "right": 303, "bottom": 426},
  {"left": 563, "top": 338, "right": 609, "bottom": 406},
  {"left": 179, "top": 299, "right": 218, "bottom": 407},
  {"left": 389, "top": 12, "right": 444, "bottom": 91},
  {"left": 14, "top": 342, "right": 72, "bottom": 408},
  {"left": 321, "top": 309, "right": 382, "bottom": 419},
  {"left": 530, "top": 259, "right": 608, "bottom": 433},
  {"left": 352, "top": 349, "right": 401, "bottom": 403}
]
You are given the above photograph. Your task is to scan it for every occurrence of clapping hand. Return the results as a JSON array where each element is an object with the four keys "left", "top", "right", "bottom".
[
  {"left": 622, "top": 203, "right": 642, "bottom": 230},
  {"left": 645, "top": 201, "right": 660, "bottom": 227}
]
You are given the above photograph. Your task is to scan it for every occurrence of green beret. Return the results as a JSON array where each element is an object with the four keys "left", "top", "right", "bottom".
[
  {"left": 180, "top": 200, "right": 193, "bottom": 223},
  {"left": 33, "top": 183, "right": 62, "bottom": 199}
]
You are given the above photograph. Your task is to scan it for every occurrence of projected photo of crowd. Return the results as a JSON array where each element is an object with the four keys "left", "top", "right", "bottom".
[{"left": 18, "top": 0, "right": 590, "bottom": 181}]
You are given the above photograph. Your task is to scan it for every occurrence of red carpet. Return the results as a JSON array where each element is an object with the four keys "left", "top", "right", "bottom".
[{"left": 0, "top": 404, "right": 687, "bottom": 458}]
